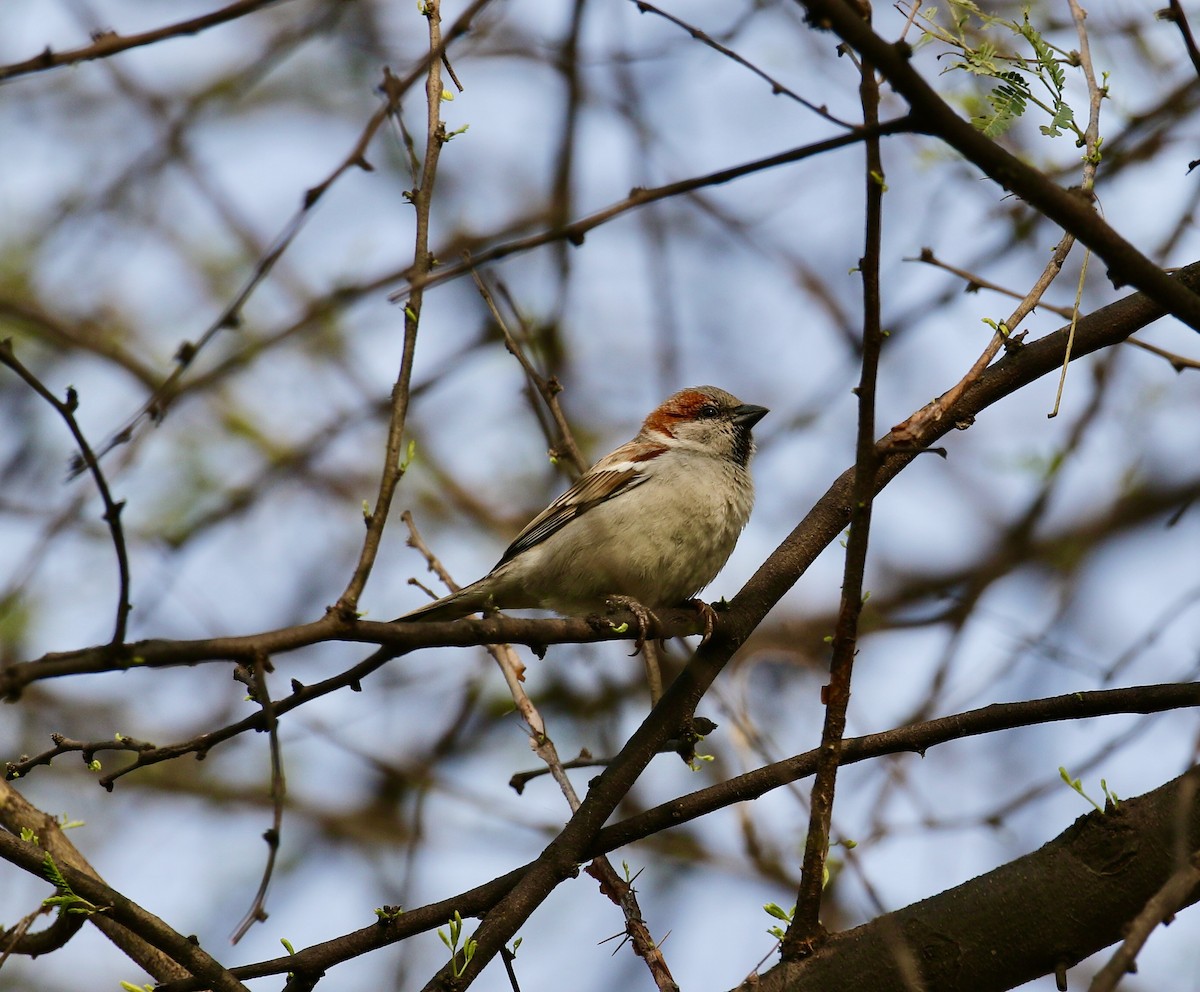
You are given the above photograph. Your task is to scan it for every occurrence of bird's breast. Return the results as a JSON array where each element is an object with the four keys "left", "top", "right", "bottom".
[{"left": 512, "top": 455, "right": 754, "bottom": 612}]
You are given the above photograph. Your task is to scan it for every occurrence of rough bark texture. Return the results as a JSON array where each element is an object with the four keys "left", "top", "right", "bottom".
[{"left": 745, "top": 768, "right": 1200, "bottom": 992}]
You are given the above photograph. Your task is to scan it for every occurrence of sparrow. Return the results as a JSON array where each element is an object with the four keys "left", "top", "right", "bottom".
[{"left": 398, "top": 385, "right": 767, "bottom": 641}]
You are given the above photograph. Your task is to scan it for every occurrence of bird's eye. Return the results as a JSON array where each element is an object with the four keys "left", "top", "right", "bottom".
[{"left": 697, "top": 403, "right": 720, "bottom": 419}]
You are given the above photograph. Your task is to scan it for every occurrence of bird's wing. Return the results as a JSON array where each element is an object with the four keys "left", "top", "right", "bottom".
[{"left": 495, "top": 441, "right": 665, "bottom": 566}]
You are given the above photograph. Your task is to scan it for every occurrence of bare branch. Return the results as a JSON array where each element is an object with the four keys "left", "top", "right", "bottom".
[
  {"left": 150, "top": 682, "right": 1200, "bottom": 990},
  {"left": 0, "top": 339, "right": 132, "bottom": 644},
  {"left": 0, "top": 0, "right": 291, "bottom": 83},
  {"left": 386, "top": 119, "right": 915, "bottom": 302},
  {"left": 787, "top": 15, "right": 885, "bottom": 953},
  {"left": 631, "top": 1, "right": 856, "bottom": 128}
]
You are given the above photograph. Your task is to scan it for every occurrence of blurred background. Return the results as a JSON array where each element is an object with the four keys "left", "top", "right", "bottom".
[{"left": 2, "top": 0, "right": 1199, "bottom": 989}]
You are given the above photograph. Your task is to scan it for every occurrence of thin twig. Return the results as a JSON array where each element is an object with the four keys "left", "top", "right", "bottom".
[
  {"left": 894, "top": 0, "right": 922, "bottom": 43},
  {"left": 25, "top": 644, "right": 407, "bottom": 789},
  {"left": 631, "top": 0, "right": 856, "bottom": 129},
  {"left": 1049, "top": 246, "right": 1092, "bottom": 417},
  {"left": 784, "top": 12, "right": 885, "bottom": 954},
  {"left": 86, "top": 0, "right": 497, "bottom": 468},
  {"left": 587, "top": 860, "right": 679, "bottom": 992},
  {"left": 1088, "top": 848, "right": 1200, "bottom": 992},
  {"left": 5, "top": 732, "right": 155, "bottom": 780},
  {"left": 642, "top": 640, "right": 665, "bottom": 707},
  {"left": 401, "top": 510, "right": 462, "bottom": 597},
  {"left": 0, "top": 905, "right": 66, "bottom": 966},
  {"left": 468, "top": 265, "right": 588, "bottom": 475},
  {"left": 386, "top": 118, "right": 915, "bottom": 302},
  {"left": 0, "top": 339, "right": 132, "bottom": 645},
  {"left": 508, "top": 750, "right": 601, "bottom": 794},
  {"left": 1048, "top": 0, "right": 1107, "bottom": 418},
  {"left": 908, "top": 247, "right": 1076, "bottom": 319},
  {"left": 499, "top": 945, "right": 523, "bottom": 992},
  {"left": 1163, "top": 0, "right": 1200, "bottom": 81},
  {"left": 0, "top": 0, "right": 289, "bottom": 82},
  {"left": 230, "top": 653, "right": 287, "bottom": 944},
  {"left": 911, "top": 249, "right": 1200, "bottom": 373},
  {"left": 1124, "top": 336, "right": 1200, "bottom": 371},
  {"left": 336, "top": 0, "right": 452, "bottom": 615}
]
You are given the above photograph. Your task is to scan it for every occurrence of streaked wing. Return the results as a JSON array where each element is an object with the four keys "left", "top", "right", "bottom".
[{"left": 496, "top": 451, "right": 657, "bottom": 565}]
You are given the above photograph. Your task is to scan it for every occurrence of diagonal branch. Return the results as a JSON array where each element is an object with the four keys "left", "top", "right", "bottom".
[
  {"left": 0, "top": 0, "right": 291, "bottom": 83},
  {"left": 149, "top": 681, "right": 1200, "bottom": 990},
  {"left": 739, "top": 766, "right": 1200, "bottom": 992},
  {"left": 0, "top": 780, "right": 190, "bottom": 982},
  {"left": 0, "top": 806, "right": 247, "bottom": 990},
  {"left": 631, "top": 0, "right": 856, "bottom": 128},
  {"left": 416, "top": 253, "right": 1200, "bottom": 990},
  {"left": 386, "top": 118, "right": 915, "bottom": 302},
  {"left": 1163, "top": 0, "right": 1200, "bottom": 82},
  {"left": 1089, "top": 840, "right": 1200, "bottom": 992},
  {"left": 796, "top": 0, "right": 1200, "bottom": 332}
]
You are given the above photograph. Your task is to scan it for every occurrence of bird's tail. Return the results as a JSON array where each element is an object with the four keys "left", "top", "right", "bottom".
[{"left": 394, "top": 583, "right": 491, "bottom": 623}]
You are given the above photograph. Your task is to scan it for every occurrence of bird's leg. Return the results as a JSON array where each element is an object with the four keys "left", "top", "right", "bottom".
[
  {"left": 604, "top": 595, "right": 659, "bottom": 657},
  {"left": 641, "top": 639, "right": 664, "bottom": 706}
]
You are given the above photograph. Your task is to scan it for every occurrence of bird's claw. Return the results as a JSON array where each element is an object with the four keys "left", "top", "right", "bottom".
[
  {"left": 605, "top": 595, "right": 659, "bottom": 656},
  {"left": 685, "top": 598, "right": 718, "bottom": 644}
]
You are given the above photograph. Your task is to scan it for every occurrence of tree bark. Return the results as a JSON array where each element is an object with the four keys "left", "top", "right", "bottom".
[{"left": 741, "top": 767, "right": 1200, "bottom": 992}]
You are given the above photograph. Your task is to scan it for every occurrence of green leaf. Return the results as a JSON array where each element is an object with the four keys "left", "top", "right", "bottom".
[
  {"left": 1039, "top": 100, "right": 1075, "bottom": 138},
  {"left": 1020, "top": 15, "right": 1065, "bottom": 92},
  {"left": 763, "top": 902, "right": 794, "bottom": 922}
]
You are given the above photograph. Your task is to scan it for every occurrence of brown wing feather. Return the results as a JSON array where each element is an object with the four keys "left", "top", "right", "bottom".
[{"left": 496, "top": 464, "right": 648, "bottom": 565}]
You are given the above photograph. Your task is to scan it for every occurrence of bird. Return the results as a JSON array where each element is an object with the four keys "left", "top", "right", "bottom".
[{"left": 397, "top": 385, "right": 767, "bottom": 642}]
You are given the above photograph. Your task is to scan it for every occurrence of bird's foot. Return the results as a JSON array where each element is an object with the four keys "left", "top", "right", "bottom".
[
  {"left": 605, "top": 595, "right": 660, "bottom": 656},
  {"left": 684, "top": 598, "right": 718, "bottom": 644}
]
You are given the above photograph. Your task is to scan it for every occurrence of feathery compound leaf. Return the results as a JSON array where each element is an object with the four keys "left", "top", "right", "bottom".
[
  {"left": 1040, "top": 100, "right": 1076, "bottom": 138},
  {"left": 1020, "top": 15, "right": 1065, "bottom": 93},
  {"left": 951, "top": 41, "right": 1001, "bottom": 77},
  {"left": 975, "top": 71, "right": 1030, "bottom": 138}
]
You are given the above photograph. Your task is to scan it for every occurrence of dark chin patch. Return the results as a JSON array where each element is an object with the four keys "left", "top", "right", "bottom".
[{"left": 732, "top": 427, "right": 753, "bottom": 466}]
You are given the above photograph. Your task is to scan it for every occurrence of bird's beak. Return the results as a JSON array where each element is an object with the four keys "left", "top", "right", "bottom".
[{"left": 733, "top": 404, "right": 768, "bottom": 428}]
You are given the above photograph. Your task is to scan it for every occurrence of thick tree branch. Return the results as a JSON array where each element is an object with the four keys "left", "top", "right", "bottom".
[
  {"left": 418, "top": 255, "right": 1200, "bottom": 988},
  {"left": 0, "top": 781, "right": 188, "bottom": 981},
  {"left": 152, "top": 682, "right": 1200, "bottom": 990},
  {"left": 0, "top": 797, "right": 246, "bottom": 990},
  {"left": 797, "top": 0, "right": 1200, "bottom": 332},
  {"left": 8, "top": 258, "right": 1199, "bottom": 764},
  {"left": 0, "top": 611, "right": 706, "bottom": 703},
  {"left": 741, "top": 766, "right": 1200, "bottom": 992}
]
